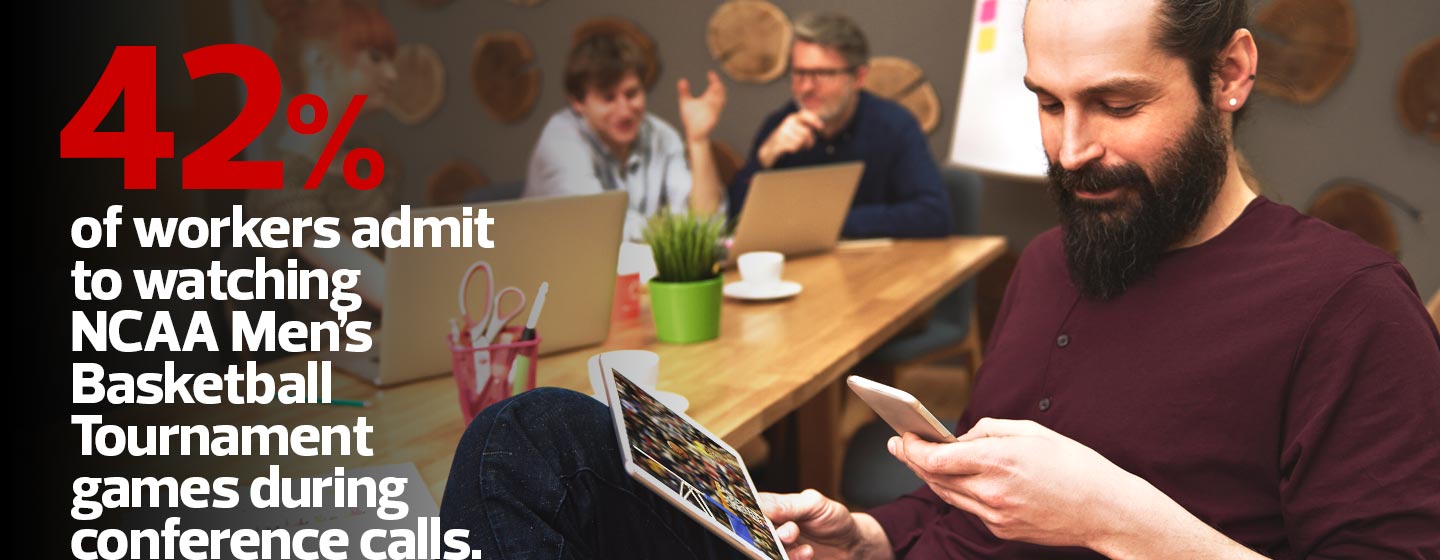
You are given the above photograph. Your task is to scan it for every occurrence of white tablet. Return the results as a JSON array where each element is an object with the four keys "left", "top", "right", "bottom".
[{"left": 595, "top": 354, "right": 789, "bottom": 560}]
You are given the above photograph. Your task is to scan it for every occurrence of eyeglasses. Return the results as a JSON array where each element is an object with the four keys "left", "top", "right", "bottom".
[{"left": 790, "top": 67, "right": 855, "bottom": 83}]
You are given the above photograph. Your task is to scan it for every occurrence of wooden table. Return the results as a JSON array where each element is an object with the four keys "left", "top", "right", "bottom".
[{"left": 117, "top": 237, "right": 1005, "bottom": 502}]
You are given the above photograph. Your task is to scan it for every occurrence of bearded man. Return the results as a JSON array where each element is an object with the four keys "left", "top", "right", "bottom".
[{"left": 441, "top": 1, "right": 1440, "bottom": 558}]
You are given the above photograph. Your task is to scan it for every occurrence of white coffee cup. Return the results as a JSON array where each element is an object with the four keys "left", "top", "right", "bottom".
[
  {"left": 738, "top": 251, "right": 785, "bottom": 287},
  {"left": 591, "top": 349, "right": 660, "bottom": 395}
]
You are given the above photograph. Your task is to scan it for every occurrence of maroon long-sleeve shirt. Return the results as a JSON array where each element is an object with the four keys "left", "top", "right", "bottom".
[{"left": 868, "top": 198, "right": 1440, "bottom": 558}]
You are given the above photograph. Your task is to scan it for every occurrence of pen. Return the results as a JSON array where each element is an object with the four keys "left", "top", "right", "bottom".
[
  {"left": 509, "top": 282, "right": 549, "bottom": 397},
  {"left": 325, "top": 399, "right": 372, "bottom": 408},
  {"left": 519, "top": 282, "right": 548, "bottom": 342}
]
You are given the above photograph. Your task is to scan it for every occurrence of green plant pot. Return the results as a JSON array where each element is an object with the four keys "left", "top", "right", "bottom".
[{"left": 649, "top": 276, "right": 723, "bottom": 344}]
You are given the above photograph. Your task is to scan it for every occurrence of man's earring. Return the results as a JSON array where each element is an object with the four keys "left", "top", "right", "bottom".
[{"left": 1229, "top": 98, "right": 1239, "bottom": 107}]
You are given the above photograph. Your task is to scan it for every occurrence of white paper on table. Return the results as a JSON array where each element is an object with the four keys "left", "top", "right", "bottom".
[{"left": 618, "top": 241, "right": 658, "bottom": 284}]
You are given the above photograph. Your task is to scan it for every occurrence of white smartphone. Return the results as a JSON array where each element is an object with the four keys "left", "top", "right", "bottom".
[{"left": 846, "top": 375, "right": 957, "bottom": 443}]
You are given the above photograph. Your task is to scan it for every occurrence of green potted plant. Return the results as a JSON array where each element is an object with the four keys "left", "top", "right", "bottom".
[{"left": 642, "top": 211, "right": 726, "bottom": 343}]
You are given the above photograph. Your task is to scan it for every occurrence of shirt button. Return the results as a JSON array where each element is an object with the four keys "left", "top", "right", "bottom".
[
  {"left": 825, "top": 145, "right": 835, "bottom": 155},
  {"left": 1057, "top": 334, "right": 1070, "bottom": 348},
  {"left": 1038, "top": 397, "right": 1052, "bottom": 411}
]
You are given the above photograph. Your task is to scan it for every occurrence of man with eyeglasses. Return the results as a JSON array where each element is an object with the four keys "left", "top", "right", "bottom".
[{"left": 727, "top": 12, "right": 952, "bottom": 239}]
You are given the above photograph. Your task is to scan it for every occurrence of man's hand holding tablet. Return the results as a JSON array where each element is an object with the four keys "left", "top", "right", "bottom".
[{"left": 758, "top": 490, "right": 894, "bottom": 560}]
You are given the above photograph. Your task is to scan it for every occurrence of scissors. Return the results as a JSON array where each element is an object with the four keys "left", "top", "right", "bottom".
[
  {"left": 458, "top": 260, "right": 527, "bottom": 347},
  {"left": 459, "top": 260, "right": 528, "bottom": 393}
]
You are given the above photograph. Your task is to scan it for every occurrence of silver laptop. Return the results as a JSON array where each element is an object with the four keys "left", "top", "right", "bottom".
[
  {"left": 332, "top": 191, "right": 628, "bottom": 386},
  {"left": 728, "top": 161, "right": 864, "bottom": 259}
]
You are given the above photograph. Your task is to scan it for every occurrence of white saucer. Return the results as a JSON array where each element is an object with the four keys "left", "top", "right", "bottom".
[
  {"left": 653, "top": 391, "right": 690, "bottom": 412},
  {"left": 724, "top": 280, "right": 803, "bottom": 301},
  {"left": 592, "top": 390, "right": 689, "bottom": 413}
]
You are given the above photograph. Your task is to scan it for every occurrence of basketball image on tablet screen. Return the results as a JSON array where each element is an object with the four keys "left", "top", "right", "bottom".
[{"left": 612, "top": 372, "right": 785, "bottom": 560}]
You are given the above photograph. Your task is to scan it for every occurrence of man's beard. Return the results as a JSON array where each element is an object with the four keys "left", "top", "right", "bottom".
[
  {"left": 1047, "top": 106, "right": 1229, "bottom": 301},
  {"left": 802, "top": 87, "right": 856, "bottom": 124}
]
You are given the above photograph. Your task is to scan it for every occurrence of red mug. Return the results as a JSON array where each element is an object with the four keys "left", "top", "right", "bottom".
[{"left": 613, "top": 273, "right": 641, "bottom": 323}]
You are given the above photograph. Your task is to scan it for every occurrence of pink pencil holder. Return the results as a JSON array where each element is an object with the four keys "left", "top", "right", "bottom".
[{"left": 448, "top": 325, "right": 541, "bottom": 424}]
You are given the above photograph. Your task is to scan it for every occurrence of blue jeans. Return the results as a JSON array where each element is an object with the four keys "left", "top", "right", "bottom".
[{"left": 441, "top": 387, "right": 750, "bottom": 559}]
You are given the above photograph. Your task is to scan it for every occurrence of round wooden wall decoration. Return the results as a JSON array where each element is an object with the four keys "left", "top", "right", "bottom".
[
  {"left": 707, "top": 0, "right": 792, "bottom": 84},
  {"left": 472, "top": 31, "right": 542, "bottom": 124},
  {"left": 1396, "top": 36, "right": 1440, "bottom": 143},
  {"left": 1254, "top": 0, "right": 1355, "bottom": 105},
  {"left": 572, "top": 17, "right": 661, "bottom": 90},
  {"left": 427, "top": 160, "right": 490, "bottom": 206},
  {"left": 1307, "top": 181, "right": 1400, "bottom": 257},
  {"left": 863, "top": 56, "right": 941, "bottom": 134},
  {"left": 387, "top": 43, "right": 446, "bottom": 125}
]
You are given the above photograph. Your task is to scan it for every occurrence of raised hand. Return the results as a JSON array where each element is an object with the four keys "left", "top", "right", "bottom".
[{"left": 678, "top": 70, "right": 727, "bottom": 143}]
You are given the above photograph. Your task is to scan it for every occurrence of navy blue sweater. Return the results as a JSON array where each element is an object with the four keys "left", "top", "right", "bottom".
[{"left": 727, "top": 91, "right": 951, "bottom": 238}]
